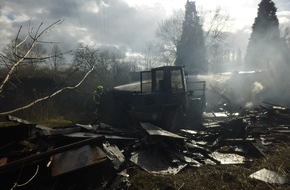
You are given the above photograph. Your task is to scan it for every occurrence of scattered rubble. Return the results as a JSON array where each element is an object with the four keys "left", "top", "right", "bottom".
[
  {"left": 249, "top": 168, "right": 288, "bottom": 184},
  {"left": 0, "top": 102, "right": 290, "bottom": 189}
]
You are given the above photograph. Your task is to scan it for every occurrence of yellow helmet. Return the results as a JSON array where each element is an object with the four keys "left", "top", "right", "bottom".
[{"left": 96, "top": 85, "right": 103, "bottom": 93}]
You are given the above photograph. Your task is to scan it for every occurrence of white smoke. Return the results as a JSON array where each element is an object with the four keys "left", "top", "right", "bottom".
[{"left": 252, "top": 81, "right": 264, "bottom": 94}]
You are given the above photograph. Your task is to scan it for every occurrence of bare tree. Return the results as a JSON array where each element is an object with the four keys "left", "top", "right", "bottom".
[
  {"left": 155, "top": 6, "right": 229, "bottom": 67},
  {"left": 73, "top": 43, "right": 113, "bottom": 87},
  {"left": 50, "top": 44, "right": 65, "bottom": 72},
  {"left": 73, "top": 43, "right": 100, "bottom": 70},
  {"left": 2, "top": 39, "right": 47, "bottom": 71},
  {"left": 200, "top": 7, "right": 229, "bottom": 47},
  {"left": 0, "top": 20, "right": 94, "bottom": 115},
  {"left": 156, "top": 10, "right": 184, "bottom": 65},
  {"left": 73, "top": 43, "right": 137, "bottom": 88},
  {"left": 142, "top": 41, "right": 164, "bottom": 69}
]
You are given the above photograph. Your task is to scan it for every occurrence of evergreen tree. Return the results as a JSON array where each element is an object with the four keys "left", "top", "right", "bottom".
[
  {"left": 175, "top": 0, "right": 208, "bottom": 74},
  {"left": 245, "top": 0, "right": 290, "bottom": 69}
]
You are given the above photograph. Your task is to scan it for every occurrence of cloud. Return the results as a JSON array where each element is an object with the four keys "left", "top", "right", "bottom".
[
  {"left": 7, "top": 12, "right": 16, "bottom": 21},
  {"left": 277, "top": 11, "right": 290, "bottom": 26},
  {"left": 276, "top": 0, "right": 290, "bottom": 11},
  {"left": 0, "top": 0, "right": 167, "bottom": 54},
  {"left": 1, "top": 0, "right": 290, "bottom": 57}
]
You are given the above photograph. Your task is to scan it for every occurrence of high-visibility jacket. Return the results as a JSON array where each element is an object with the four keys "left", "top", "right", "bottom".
[{"left": 93, "top": 86, "right": 103, "bottom": 105}]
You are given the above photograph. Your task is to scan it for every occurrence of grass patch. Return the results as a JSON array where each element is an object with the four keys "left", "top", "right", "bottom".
[
  {"left": 0, "top": 121, "right": 19, "bottom": 127},
  {"left": 129, "top": 145, "right": 290, "bottom": 190},
  {"left": 37, "top": 117, "right": 73, "bottom": 128}
]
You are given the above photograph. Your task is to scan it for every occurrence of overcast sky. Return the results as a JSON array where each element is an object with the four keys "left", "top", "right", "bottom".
[{"left": 1, "top": 0, "right": 290, "bottom": 55}]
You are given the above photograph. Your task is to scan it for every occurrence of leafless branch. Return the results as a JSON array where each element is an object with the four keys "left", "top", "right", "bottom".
[
  {"left": 36, "top": 40, "right": 60, "bottom": 44},
  {"left": 0, "top": 41, "right": 36, "bottom": 94},
  {"left": 35, "top": 22, "right": 43, "bottom": 39},
  {"left": 0, "top": 66, "right": 94, "bottom": 115},
  {"left": 36, "top": 20, "right": 63, "bottom": 40},
  {"left": 0, "top": 20, "right": 63, "bottom": 94},
  {"left": 15, "top": 36, "right": 29, "bottom": 50},
  {"left": 0, "top": 54, "right": 11, "bottom": 69},
  {"left": 11, "top": 49, "right": 73, "bottom": 61}
]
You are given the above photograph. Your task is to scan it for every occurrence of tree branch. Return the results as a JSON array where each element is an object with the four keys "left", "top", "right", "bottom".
[
  {"left": 0, "top": 40, "right": 36, "bottom": 94},
  {"left": 0, "top": 66, "right": 94, "bottom": 115},
  {"left": 0, "top": 20, "right": 63, "bottom": 94}
]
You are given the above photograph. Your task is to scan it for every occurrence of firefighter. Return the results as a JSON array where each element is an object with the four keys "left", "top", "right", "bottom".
[{"left": 93, "top": 85, "right": 103, "bottom": 116}]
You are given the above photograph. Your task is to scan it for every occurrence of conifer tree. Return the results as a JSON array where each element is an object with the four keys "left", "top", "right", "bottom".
[
  {"left": 245, "top": 0, "right": 289, "bottom": 69},
  {"left": 175, "top": 0, "right": 208, "bottom": 73}
]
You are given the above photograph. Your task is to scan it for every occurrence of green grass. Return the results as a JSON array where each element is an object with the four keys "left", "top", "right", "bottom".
[
  {"left": 0, "top": 121, "right": 19, "bottom": 127},
  {"left": 36, "top": 117, "right": 73, "bottom": 128}
]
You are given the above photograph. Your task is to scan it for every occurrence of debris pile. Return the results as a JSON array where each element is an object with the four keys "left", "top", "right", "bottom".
[{"left": 0, "top": 103, "right": 290, "bottom": 189}]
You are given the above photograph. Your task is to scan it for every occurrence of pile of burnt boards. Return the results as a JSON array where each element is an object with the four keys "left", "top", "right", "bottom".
[{"left": 0, "top": 103, "right": 289, "bottom": 189}]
